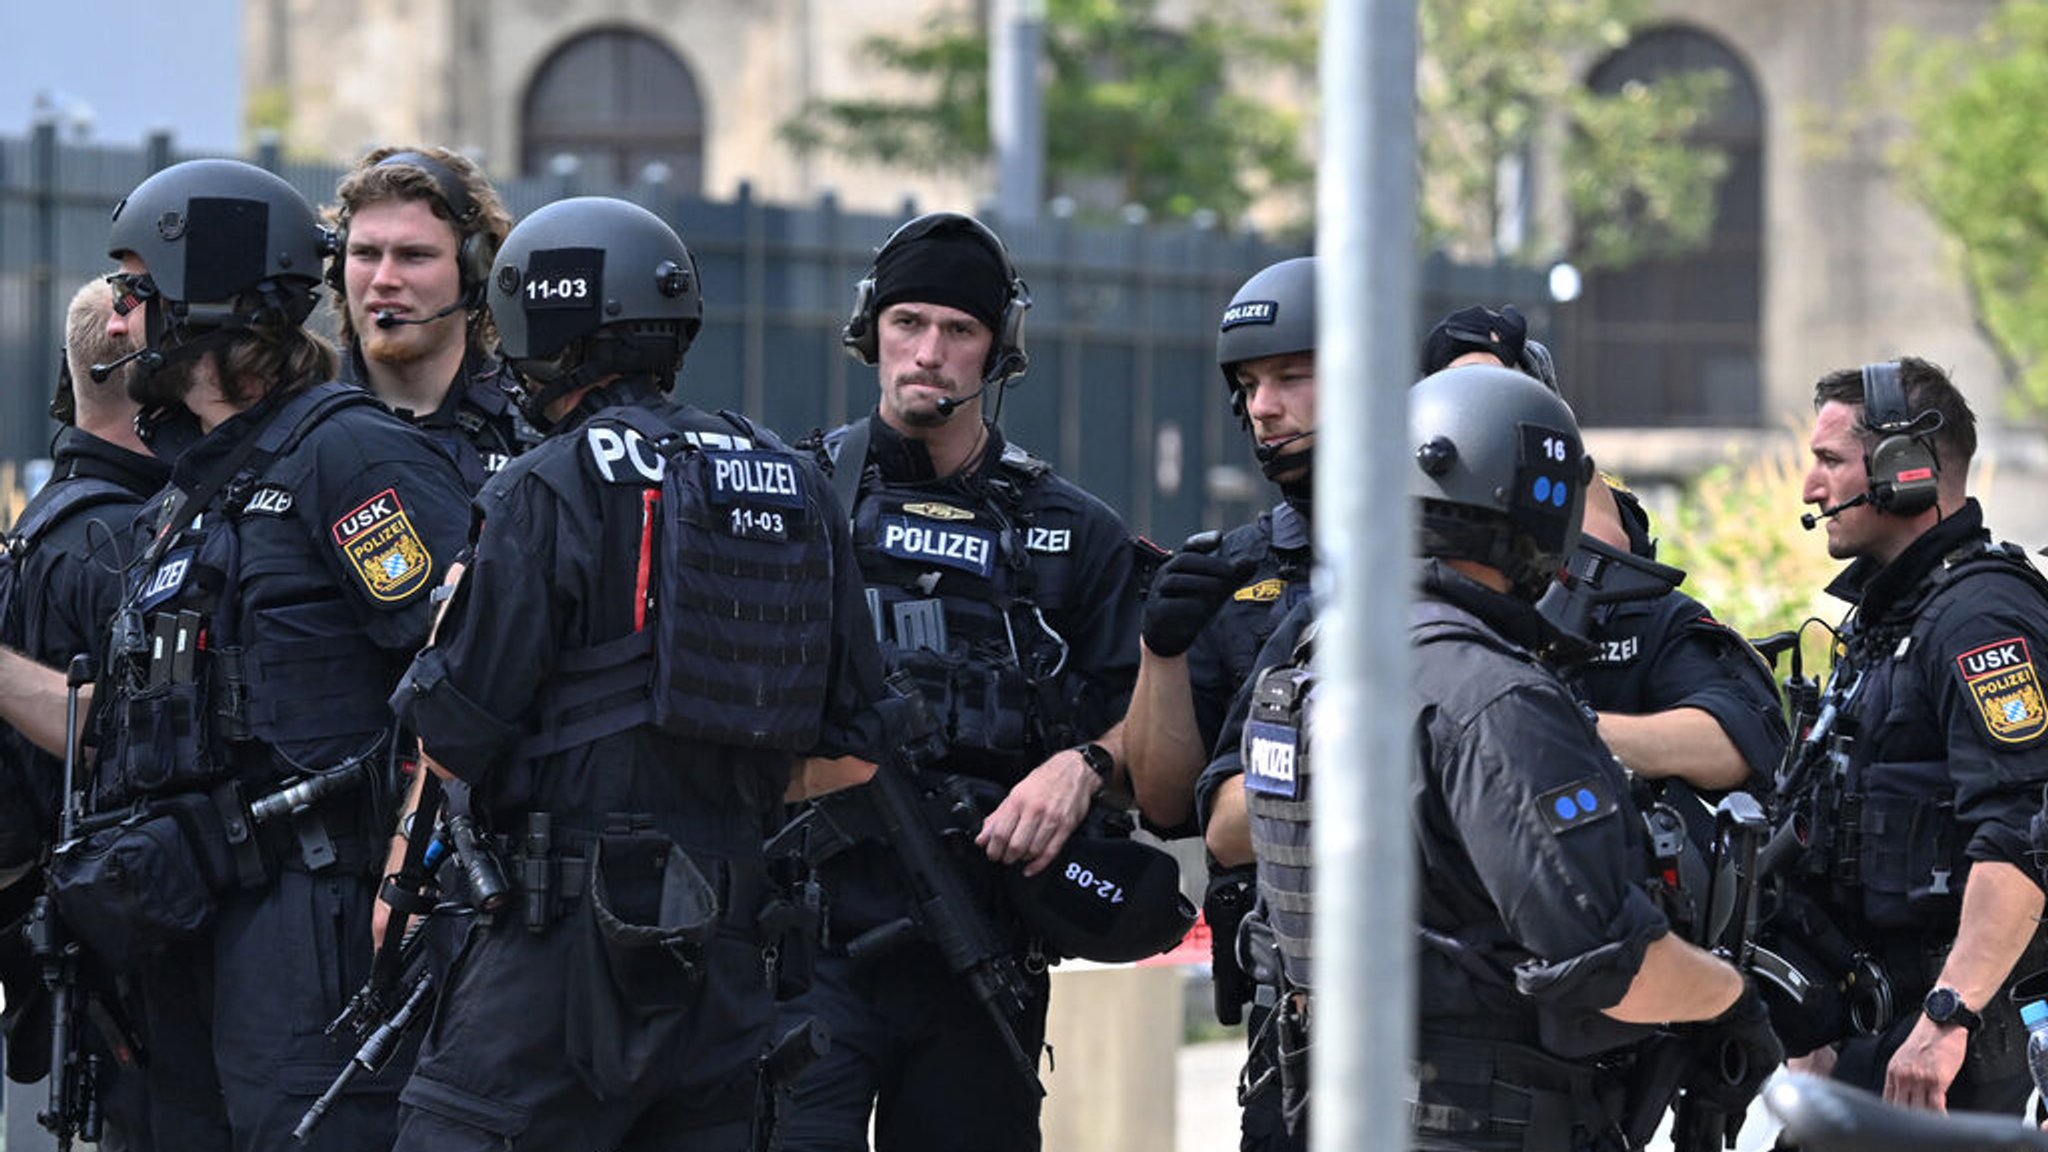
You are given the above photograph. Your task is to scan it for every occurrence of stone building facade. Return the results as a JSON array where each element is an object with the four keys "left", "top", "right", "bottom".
[{"left": 248, "top": 0, "right": 2044, "bottom": 539}]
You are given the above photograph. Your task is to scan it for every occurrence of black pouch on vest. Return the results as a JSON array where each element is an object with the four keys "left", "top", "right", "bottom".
[
  {"left": 48, "top": 792, "right": 236, "bottom": 970},
  {"left": 564, "top": 831, "right": 720, "bottom": 1099},
  {"left": 654, "top": 443, "right": 833, "bottom": 752},
  {"left": 1856, "top": 762, "right": 1958, "bottom": 930}
]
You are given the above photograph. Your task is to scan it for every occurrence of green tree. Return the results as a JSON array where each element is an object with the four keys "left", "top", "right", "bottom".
[
  {"left": 1887, "top": 1, "right": 2048, "bottom": 415},
  {"left": 781, "top": 0, "right": 1313, "bottom": 222},
  {"left": 1420, "top": 0, "right": 1730, "bottom": 269},
  {"left": 788, "top": 0, "right": 1728, "bottom": 262}
]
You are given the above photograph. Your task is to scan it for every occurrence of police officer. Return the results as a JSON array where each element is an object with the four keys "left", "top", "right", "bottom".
[
  {"left": 0, "top": 158, "right": 471, "bottom": 1150},
  {"left": 0, "top": 279, "right": 167, "bottom": 869},
  {"left": 1122, "top": 257, "right": 1316, "bottom": 1152},
  {"left": 1390, "top": 363, "right": 1779, "bottom": 1149},
  {"left": 328, "top": 145, "right": 537, "bottom": 491},
  {"left": 1420, "top": 303, "right": 1786, "bottom": 798},
  {"left": 1126, "top": 256, "right": 1313, "bottom": 835},
  {"left": 778, "top": 211, "right": 1144, "bottom": 1152},
  {"left": 1777, "top": 356, "right": 2048, "bottom": 1112},
  {"left": 0, "top": 277, "right": 169, "bottom": 1152},
  {"left": 388, "top": 197, "right": 879, "bottom": 1150}
]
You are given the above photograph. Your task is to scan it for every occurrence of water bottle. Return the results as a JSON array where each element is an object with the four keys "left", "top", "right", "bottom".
[{"left": 2024, "top": 998, "right": 2048, "bottom": 1122}]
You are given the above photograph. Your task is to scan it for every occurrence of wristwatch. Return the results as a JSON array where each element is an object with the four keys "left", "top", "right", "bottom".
[
  {"left": 1922, "top": 986, "right": 1983, "bottom": 1033},
  {"left": 1073, "top": 742, "right": 1115, "bottom": 785}
]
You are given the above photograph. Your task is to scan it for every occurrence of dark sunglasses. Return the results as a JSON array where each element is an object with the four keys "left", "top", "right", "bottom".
[{"left": 105, "top": 272, "right": 158, "bottom": 317}]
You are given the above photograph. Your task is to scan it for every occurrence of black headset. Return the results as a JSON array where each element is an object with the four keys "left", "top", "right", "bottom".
[
  {"left": 326, "top": 150, "right": 495, "bottom": 303},
  {"left": 841, "top": 211, "right": 1031, "bottom": 385},
  {"left": 1860, "top": 360, "right": 1942, "bottom": 516}
]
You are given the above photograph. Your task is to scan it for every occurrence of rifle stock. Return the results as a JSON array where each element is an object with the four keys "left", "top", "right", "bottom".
[
  {"left": 35, "top": 655, "right": 99, "bottom": 1149},
  {"left": 769, "top": 715, "right": 1044, "bottom": 1095}
]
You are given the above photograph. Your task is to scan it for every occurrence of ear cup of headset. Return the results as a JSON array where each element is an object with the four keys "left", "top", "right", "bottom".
[
  {"left": 843, "top": 276, "right": 880, "bottom": 365},
  {"left": 455, "top": 229, "right": 495, "bottom": 302},
  {"left": 840, "top": 212, "right": 1028, "bottom": 382},
  {"left": 1861, "top": 361, "right": 1940, "bottom": 516},
  {"left": 330, "top": 150, "right": 494, "bottom": 311},
  {"left": 324, "top": 226, "right": 348, "bottom": 294}
]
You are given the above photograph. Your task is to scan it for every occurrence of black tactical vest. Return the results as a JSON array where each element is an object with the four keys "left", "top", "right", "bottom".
[
  {"left": 831, "top": 425, "right": 1076, "bottom": 782},
  {"left": 1243, "top": 628, "right": 1317, "bottom": 993}
]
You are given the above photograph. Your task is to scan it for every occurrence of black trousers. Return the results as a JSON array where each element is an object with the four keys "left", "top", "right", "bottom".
[
  {"left": 393, "top": 911, "right": 766, "bottom": 1151},
  {"left": 776, "top": 944, "right": 1051, "bottom": 1152}
]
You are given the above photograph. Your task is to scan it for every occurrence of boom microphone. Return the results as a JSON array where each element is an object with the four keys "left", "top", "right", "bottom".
[
  {"left": 89, "top": 346, "right": 163, "bottom": 383},
  {"left": 934, "top": 385, "right": 988, "bottom": 417},
  {"left": 1252, "top": 428, "right": 1315, "bottom": 466},
  {"left": 1800, "top": 493, "right": 1870, "bottom": 531},
  {"left": 375, "top": 299, "right": 468, "bottom": 328}
]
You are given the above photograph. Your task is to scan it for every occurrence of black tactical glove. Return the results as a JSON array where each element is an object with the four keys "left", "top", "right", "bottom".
[
  {"left": 1141, "top": 533, "right": 1258, "bottom": 658},
  {"left": 1685, "top": 978, "right": 1785, "bottom": 1116}
]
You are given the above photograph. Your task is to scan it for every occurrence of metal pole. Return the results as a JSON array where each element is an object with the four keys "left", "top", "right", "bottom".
[
  {"left": 990, "top": 0, "right": 1045, "bottom": 224},
  {"left": 1313, "top": 2, "right": 1417, "bottom": 1151}
]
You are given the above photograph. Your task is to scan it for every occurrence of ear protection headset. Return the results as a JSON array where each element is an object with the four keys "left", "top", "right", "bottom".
[
  {"left": 841, "top": 211, "right": 1031, "bottom": 386},
  {"left": 326, "top": 150, "right": 495, "bottom": 305},
  {"left": 1860, "top": 360, "right": 1942, "bottom": 516}
]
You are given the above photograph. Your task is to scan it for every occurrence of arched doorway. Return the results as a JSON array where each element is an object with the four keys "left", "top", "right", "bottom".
[
  {"left": 522, "top": 27, "right": 706, "bottom": 190},
  {"left": 1562, "top": 26, "right": 1764, "bottom": 426}
]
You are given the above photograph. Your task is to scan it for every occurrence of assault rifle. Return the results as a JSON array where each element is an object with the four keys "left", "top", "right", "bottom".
[
  {"left": 32, "top": 655, "right": 109, "bottom": 1149},
  {"left": 294, "top": 762, "right": 466, "bottom": 1142},
  {"left": 1752, "top": 624, "right": 1864, "bottom": 910},
  {"left": 766, "top": 691, "right": 1044, "bottom": 1096},
  {"left": 1624, "top": 792, "right": 1806, "bottom": 1151}
]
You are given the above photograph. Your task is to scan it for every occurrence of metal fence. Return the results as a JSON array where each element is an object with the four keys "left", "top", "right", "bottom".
[{"left": 0, "top": 125, "right": 1544, "bottom": 542}]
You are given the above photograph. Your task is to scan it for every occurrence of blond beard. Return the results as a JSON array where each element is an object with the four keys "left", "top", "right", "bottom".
[{"left": 358, "top": 323, "right": 440, "bottom": 368}]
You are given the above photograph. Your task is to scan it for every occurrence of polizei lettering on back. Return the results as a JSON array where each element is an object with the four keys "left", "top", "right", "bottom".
[
  {"left": 706, "top": 451, "right": 804, "bottom": 509},
  {"left": 878, "top": 516, "right": 997, "bottom": 579}
]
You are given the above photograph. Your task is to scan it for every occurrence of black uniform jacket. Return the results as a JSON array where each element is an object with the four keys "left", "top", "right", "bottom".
[
  {"left": 1824, "top": 499, "right": 2048, "bottom": 885},
  {"left": 1409, "top": 560, "right": 1670, "bottom": 1040},
  {"left": 397, "top": 381, "right": 881, "bottom": 852}
]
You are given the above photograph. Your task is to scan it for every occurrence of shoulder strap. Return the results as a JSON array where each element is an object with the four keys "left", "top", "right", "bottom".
[
  {"left": 715, "top": 408, "right": 781, "bottom": 450},
  {"left": 831, "top": 416, "right": 872, "bottom": 532},
  {"left": 253, "top": 381, "right": 380, "bottom": 458},
  {"left": 5, "top": 476, "right": 132, "bottom": 553},
  {"left": 139, "top": 382, "right": 373, "bottom": 575}
]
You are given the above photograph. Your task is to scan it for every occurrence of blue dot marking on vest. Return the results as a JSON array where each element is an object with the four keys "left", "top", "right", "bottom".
[
  {"left": 1534, "top": 477, "right": 1553, "bottom": 504},
  {"left": 1538, "top": 777, "right": 1617, "bottom": 834}
]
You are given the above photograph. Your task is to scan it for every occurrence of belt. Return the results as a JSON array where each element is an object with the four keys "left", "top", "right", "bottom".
[
  {"left": 1413, "top": 1034, "right": 1628, "bottom": 1152},
  {"left": 495, "top": 813, "right": 769, "bottom": 939}
]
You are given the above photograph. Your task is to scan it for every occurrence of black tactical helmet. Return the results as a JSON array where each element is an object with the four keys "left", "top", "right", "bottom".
[
  {"left": 1003, "top": 830, "right": 1196, "bottom": 964},
  {"left": 105, "top": 159, "right": 328, "bottom": 357},
  {"left": 1217, "top": 256, "right": 1316, "bottom": 412},
  {"left": 489, "top": 196, "right": 702, "bottom": 376},
  {"left": 1410, "top": 363, "right": 1589, "bottom": 600}
]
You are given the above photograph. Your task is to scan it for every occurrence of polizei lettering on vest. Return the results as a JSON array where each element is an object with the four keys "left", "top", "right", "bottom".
[
  {"left": 712, "top": 455, "right": 799, "bottom": 499},
  {"left": 879, "top": 519, "right": 994, "bottom": 576}
]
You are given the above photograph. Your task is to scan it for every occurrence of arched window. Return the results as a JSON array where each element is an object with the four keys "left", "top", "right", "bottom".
[
  {"left": 521, "top": 28, "right": 705, "bottom": 190},
  {"left": 1561, "top": 26, "right": 1763, "bottom": 426}
]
